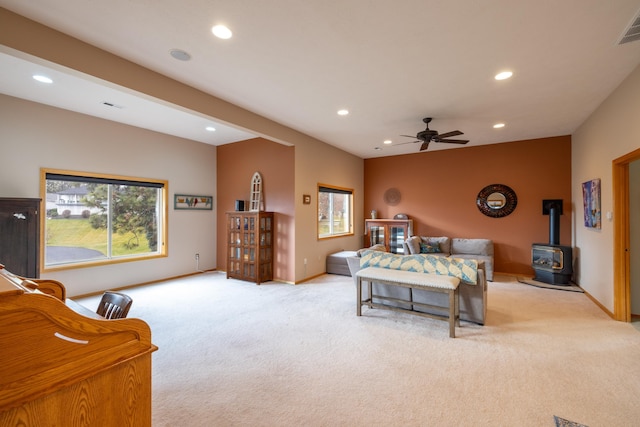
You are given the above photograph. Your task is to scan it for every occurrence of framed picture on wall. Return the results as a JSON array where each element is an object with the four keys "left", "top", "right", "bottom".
[
  {"left": 581, "top": 178, "right": 601, "bottom": 229},
  {"left": 174, "top": 194, "right": 213, "bottom": 210}
]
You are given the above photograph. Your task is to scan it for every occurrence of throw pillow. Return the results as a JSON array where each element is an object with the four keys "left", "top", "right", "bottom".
[
  {"left": 357, "top": 243, "right": 387, "bottom": 257},
  {"left": 406, "top": 236, "right": 421, "bottom": 254},
  {"left": 420, "top": 242, "right": 441, "bottom": 253}
]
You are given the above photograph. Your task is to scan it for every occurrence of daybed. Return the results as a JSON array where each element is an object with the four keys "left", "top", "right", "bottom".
[
  {"left": 326, "top": 250, "right": 358, "bottom": 275},
  {"left": 347, "top": 247, "right": 487, "bottom": 325}
]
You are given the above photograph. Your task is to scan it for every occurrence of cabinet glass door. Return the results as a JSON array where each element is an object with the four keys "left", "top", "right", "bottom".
[
  {"left": 389, "top": 226, "right": 406, "bottom": 254},
  {"left": 369, "top": 226, "right": 385, "bottom": 246}
]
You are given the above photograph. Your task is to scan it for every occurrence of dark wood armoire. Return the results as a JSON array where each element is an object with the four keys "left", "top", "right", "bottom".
[{"left": 0, "top": 198, "right": 41, "bottom": 278}]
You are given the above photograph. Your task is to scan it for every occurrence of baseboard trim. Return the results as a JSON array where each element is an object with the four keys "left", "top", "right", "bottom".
[
  {"left": 295, "top": 272, "right": 327, "bottom": 284},
  {"left": 72, "top": 269, "right": 218, "bottom": 299},
  {"left": 582, "top": 289, "right": 615, "bottom": 319}
]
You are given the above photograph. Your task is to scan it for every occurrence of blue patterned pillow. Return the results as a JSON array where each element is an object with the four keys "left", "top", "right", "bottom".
[{"left": 420, "top": 242, "right": 441, "bottom": 253}]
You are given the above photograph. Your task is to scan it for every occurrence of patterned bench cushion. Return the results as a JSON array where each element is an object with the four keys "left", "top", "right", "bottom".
[{"left": 359, "top": 249, "right": 478, "bottom": 285}]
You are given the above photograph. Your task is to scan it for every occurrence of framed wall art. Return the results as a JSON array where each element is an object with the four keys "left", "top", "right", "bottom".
[
  {"left": 581, "top": 178, "right": 601, "bottom": 229},
  {"left": 174, "top": 194, "right": 213, "bottom": 210}
]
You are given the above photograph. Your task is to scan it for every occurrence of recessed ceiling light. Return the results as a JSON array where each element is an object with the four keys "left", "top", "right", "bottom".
[
  {"left": 337, "top": 109, "right": 349, "bottom": 116},
  {"left": 383, "top": 140, "right": 392, "bottom": 145},
  {"left": 493, "top": 123, "right": 505, "bottom": 128},
  {"left": 205, "top": 126, "right": 216, "bottom": 132},
  {"left": 495, "top": 71, "right": 513, "bottom": 80},
  {"left": 169, "top": 49, "right": 191, "bottom": 61},
  {"left": 212, "top": 25, "right": 232, "bottom": 39},
  {"left": 33, "top": 75, "right": 53, "bottom": 84}
]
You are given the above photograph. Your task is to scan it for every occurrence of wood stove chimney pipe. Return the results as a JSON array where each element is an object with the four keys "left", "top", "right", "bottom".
[{"left": 543, "top": 199, "right": 563, "bottom": 245}]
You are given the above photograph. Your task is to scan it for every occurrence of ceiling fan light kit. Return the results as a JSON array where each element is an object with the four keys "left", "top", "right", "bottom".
[{"left": 399, "top": 117, "right": 469, "bottom": 151}]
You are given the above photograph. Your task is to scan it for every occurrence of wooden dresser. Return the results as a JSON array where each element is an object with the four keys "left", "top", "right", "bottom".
[{"left": 0, "top": 265, "right": 157, "bottom": 426}]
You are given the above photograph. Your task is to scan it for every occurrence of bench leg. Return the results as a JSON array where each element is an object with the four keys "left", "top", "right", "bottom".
[
  {"left": 449, "top": 289, "right": 456, "bottom": 338},
  {"left": 455, "top": 287, "right": 460, "bottom": 327},
  {"left": 357, "top": 277, "right": 362, "bottom": 316}
]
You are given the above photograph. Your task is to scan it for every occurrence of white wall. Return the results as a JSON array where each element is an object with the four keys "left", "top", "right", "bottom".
[
  {"left": 0, "top": 94, "right": 217, "bottom": 297},
  {"left": 572, "top": 64, "right": 640, "bottom": 311}
]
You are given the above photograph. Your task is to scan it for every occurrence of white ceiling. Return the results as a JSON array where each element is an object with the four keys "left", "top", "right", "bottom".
[
  {"left": 1, "top": 0, "right": 640, "bottom": 159},
  {"left": 0, "top": 50, "right": 257, "bottom": 145}
]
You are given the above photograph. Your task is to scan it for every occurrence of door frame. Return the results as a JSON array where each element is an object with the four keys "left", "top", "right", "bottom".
[{"left": 613, "top": 147, "right": 640, "bottom": 321}]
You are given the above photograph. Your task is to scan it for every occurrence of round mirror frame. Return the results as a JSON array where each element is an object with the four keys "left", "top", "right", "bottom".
[{"left": 476, "top": 184, "right": 517, "bottom": 218}]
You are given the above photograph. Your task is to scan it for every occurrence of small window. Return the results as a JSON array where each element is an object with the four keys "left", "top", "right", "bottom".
[
  {"left": 318, "top": 184, "right": 353, "bottom": 239},
  {"left": 41, "top": 169, "right": 167, "bottom": 270}
]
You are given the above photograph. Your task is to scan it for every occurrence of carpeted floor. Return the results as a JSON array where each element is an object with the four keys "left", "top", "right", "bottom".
[{"left": 76, "top": 272, "right": 640, "bottom": 426}]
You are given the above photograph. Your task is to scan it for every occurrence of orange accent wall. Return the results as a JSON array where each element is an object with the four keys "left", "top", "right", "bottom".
[
  {"left": 216, "top": 138, "right": 295, "bottom": 282},
  {"left": 364, "top": 136, "right": 572, "bottom": 276}
]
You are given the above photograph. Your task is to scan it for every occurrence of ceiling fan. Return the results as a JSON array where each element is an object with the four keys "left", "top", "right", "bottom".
[{"left": 400, "top": 117, "right": 469, "bottom": 151}]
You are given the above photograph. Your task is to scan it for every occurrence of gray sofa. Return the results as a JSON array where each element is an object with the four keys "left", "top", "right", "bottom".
[
  {"left": 346, "top": 247, "right": 488, "bottom": 325},
  {"left": 403, "top": 236, "right": 494, "bottom": 281}
]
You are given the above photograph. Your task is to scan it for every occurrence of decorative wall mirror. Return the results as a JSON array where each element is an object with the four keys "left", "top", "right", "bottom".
[
  {"left": 249, "top": 172, "right": 263, "bottom": 211},
  {"left": 476, "top": 184, "right": 517, "bottom": 218}
]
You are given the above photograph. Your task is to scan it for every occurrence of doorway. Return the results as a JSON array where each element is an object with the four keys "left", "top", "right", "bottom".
[{"left": 613, "top": 147, "right": 640, "bottom": 321}]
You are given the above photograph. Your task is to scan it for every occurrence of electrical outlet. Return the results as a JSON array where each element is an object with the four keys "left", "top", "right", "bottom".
[{"left": 195, "top": 253, "right": 199, "bottom": 260}]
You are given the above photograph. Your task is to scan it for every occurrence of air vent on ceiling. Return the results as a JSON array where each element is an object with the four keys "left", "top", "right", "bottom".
[
  {"left": 618, "top": 9, "right": 640, "bottom": 45},
  {"left": 102, "top": 101, "right": 123, "bottom": 109}
]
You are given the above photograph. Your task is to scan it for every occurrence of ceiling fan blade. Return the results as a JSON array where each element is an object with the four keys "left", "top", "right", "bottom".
[
  {"left": 439, "top": 139, "right": 469, "bottom": 144},
  {"left": 400, "top": 134, "right": 418, "bottom": 138},
  {"left": 419, "top": 141, "right": 430, "bottom": 151},
  {"left": 437, "top": 130, "right": 463, "bottom": 139},
  {"left": 394, "top": 140, "right": 419, "bottom": 146}
]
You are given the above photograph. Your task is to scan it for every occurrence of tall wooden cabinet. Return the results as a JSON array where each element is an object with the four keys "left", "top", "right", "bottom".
[
  {"left": 0, "top": 198, "right": 40, "bottom": 277},
  {"left": 365, "top": 219, "right": 413, "bottom": 254},
  {"left": 226, "top": 211, "right": 274, "bottom": 284},
  {"left": 1, "top": 266, "right": 157, "bottom": 425}
]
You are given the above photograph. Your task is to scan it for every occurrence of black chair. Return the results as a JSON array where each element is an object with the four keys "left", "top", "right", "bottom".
[{"left": 96, "top": 291, "right": 133, "bottom": 319}]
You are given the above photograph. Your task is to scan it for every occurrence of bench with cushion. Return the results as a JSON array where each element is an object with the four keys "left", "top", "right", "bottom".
[
  {"left": 404, "top": 236, "right": 494, "bottom": 281},
  {"left": 356, "top": 266, "right": 461, "bottom": 337},
  {"left": 347, "top": 247, "right": 487, "bottom": 325}
]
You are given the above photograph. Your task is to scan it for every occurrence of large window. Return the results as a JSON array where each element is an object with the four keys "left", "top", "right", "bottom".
[
  {"left": 318, "top": 184, "right": 353, "bottom": 239},
  {"left": 41, "top": 169, "right": 167, "bottom": 270}
]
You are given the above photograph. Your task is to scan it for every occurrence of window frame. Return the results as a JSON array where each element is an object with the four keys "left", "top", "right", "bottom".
[
  {"left": 317, "top": 183, "right": 354, "bottom": 240},
  {"left": 40, "top": 168, "right": 168, "bottom": 272}
]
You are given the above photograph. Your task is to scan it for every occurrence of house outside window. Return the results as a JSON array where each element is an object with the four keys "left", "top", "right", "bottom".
[
  {"left": 318, "top": 184, "right": 353, "bottom": 239},
  {"left": 41, "top": 169, "right": 167, "bottom": 270}
]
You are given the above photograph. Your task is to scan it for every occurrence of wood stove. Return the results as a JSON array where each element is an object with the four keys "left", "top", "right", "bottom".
[
  {"left": 532, "top": 243, "right": 572, "bottom": 285},
  {"left": 532, "top": 200, "right": 573, "bottom": 285}
]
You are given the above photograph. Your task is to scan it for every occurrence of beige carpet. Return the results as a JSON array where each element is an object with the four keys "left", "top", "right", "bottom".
[{"left": 77, "top": 272, "right": 640, "bottom": 426}]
